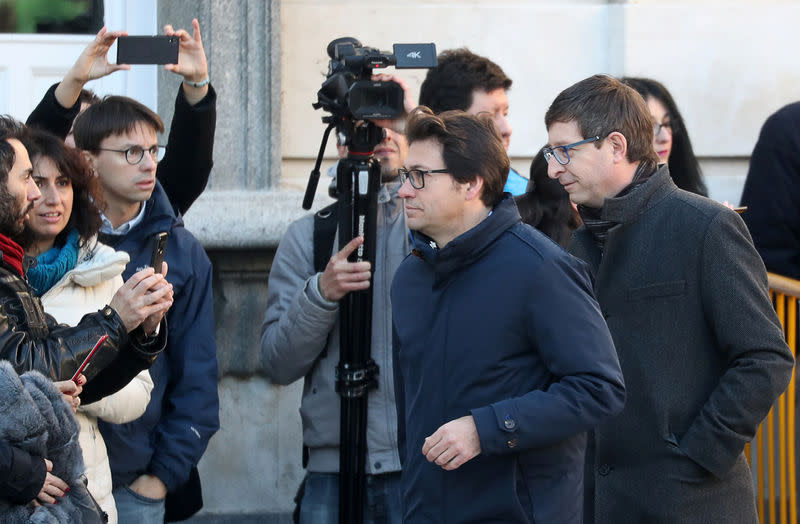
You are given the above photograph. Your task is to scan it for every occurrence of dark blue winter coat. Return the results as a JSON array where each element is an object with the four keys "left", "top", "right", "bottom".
[
  {"left": 97, "top": 182, "right": 219, "bottom": 493},
  {"left": 391, "top": 196, "right": 625, "bottom": 523}
]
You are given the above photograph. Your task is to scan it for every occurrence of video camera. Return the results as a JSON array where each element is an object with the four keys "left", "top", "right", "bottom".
[
  {"left": 304, "top": 37, "right": 436, "bottom": 209},
  {"left": 314, "top": 37, "right": 436, "bottom": 120}
]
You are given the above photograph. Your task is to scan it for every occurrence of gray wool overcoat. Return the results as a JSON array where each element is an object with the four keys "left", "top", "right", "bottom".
[{"left": 569, "top": 166, "right": 795, "bottom": 523}]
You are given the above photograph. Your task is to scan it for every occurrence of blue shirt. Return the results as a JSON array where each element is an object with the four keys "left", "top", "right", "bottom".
[{"left": 504, "top": 167, "right": 528, "bottom": 196}]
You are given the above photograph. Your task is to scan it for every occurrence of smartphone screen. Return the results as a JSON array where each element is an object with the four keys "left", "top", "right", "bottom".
[
  {"left": 71, "top": 334, "right": 109, "bottom": 382},
  {"left": 117, "top": 36, "right": 179, "bottom": 65}
]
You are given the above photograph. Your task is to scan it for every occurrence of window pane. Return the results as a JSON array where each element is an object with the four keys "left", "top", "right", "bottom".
[{"left": 0, "top": 0, "right": 103, "bottom": 34}]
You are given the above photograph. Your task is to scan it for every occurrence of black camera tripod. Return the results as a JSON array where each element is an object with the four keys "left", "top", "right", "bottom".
[{"left": 304, "top": 118, "right": 383, "bottom": 524}]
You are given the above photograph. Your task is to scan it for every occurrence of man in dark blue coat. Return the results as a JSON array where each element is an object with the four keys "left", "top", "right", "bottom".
[
  {"left": 72, "top": 94, "right": 219, "bottom": 523},
  {"left": 390, "top": 107, "right": 625, "bottom": 523}
]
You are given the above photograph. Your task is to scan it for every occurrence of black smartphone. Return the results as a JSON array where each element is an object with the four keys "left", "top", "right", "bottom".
[
  {"left": 150, "top": 232, "right": 168, "bottom": 274},
  {"left": 117, "top": 36, "right": 179, "bottom": 65}
]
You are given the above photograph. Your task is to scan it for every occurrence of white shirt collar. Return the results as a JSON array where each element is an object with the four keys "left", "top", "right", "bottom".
[{"left": 99, "top": 202, "right": 147, "bottom": 236}]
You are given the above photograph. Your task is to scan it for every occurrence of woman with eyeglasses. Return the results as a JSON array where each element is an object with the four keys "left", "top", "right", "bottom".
[
  {"left": 20, "top": 128, "right": 155, "bottom": 524},
  {"left": 621, "top": 77, "right": 709, "bottom": 197}
]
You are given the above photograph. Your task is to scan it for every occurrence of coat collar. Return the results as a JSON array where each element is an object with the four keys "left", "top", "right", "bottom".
[
  {"left": 412, "top": 195, "right": 520, "bottom": 277},
  {"left": 570, "top": 164, "right": 677, "bottom": 274},
  {"left": 598, "top": 164, "right": 676, "bottom": 225}
]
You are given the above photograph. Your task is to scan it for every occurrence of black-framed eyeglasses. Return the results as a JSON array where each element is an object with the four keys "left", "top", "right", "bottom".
[
  {"left": 653, "top": 121, "right": 672, "bottom": 136},
  {"left": 97, "top": 145, "right": 164, "bottom": 165},
  {"left": 397, "top": 167, "right": 449, "bottom": 189},
  {"left": 542, "top": 136, "right": 601, "bottom": 166}
]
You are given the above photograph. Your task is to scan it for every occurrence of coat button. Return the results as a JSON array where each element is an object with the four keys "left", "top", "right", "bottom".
[
  {"left": 503, "top": 416, "right": 516, "bottom": 430},
  {"left": 598, "top": 464, "right": 611, "bottom": 476},
  {"left": 507, "top": 438, "right": 518, "bottom": 449},
  {"left": 374, "top": 462, "right": 382, "bottom": 470}
]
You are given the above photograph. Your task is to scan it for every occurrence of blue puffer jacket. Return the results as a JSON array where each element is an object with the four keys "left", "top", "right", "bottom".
[
  {"left": 97, "top": 182, "right": 219, "bottom": 493},
  {"left": 391, "top": 196, "right": 625, "bottom": 523}
]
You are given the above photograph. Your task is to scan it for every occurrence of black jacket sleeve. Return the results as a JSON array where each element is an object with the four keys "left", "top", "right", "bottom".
[
  {"left": 81, "top": 318, "right": 167, "bottom": 405},
  {"left": 25, "top": 83, "right": 80, "bottom": 139},
  {"left": 156, "top": 85, "right": 217, "bottom": 216},
  {"left": 0, "top": 440, "right": 46, "bottom": 505},
  {"left": 741, "top": 102, "right": 800, "bottom": 279},
  {"left": 0, "top": 289, "right": 162, "bottom": 403}
]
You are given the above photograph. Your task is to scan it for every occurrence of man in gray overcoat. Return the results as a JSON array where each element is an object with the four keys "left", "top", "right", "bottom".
[{"left": 543, "top": 74, "right": 795, "bottom": 523}]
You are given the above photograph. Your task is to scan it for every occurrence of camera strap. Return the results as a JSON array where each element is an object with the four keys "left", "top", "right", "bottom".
[{"left": 313, "top": 203, "right": 339, "bottom": 273}]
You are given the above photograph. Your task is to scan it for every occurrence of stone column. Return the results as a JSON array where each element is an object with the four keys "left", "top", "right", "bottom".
[
  {"left": 149, "top": 2, "right": 303, "bottom": 522},
  {"left": 157, "top": 0, "right": 280, "bottom": 191}
]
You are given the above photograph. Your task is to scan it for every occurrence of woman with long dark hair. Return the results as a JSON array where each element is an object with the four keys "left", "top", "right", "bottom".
[
  {"left": 515, "top": 146, "right": 581, "bottom": 247},
  {"left": 622, "top": 77, "right": 708, "bottom": 196}
]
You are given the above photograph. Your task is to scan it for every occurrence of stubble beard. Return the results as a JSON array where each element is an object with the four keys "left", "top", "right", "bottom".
[{"left": 0, "top": 184, "right": 29, "bottom": 239}]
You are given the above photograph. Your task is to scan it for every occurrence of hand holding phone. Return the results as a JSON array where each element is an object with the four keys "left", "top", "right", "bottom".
[{"left": 71, "top": 334, "right": 109, "bottom": 382}]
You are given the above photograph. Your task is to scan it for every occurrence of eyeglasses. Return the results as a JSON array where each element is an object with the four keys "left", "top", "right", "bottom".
[
  {"left": 397, "top": 167, "right": 449, "bottom": 189},
  {"left": 653, "top": 121, "right": 672, "bottom": 136},
  {"left": 97, "top": 145, "right": 164, "bottom": 165},
  {"left": 542, "top": 136, "right": 601, "bottom": 166}
]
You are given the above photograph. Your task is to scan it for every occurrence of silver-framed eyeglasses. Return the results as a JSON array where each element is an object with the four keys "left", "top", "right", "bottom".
[
  {"left": 97, "top": 145, "right": 165, "bottom": 165},
  {"left": 397, "top": 167, "right": 449, "bottom": 189},
  {"left": 542, "top": 136, "right": 601, "bottom": 166}
]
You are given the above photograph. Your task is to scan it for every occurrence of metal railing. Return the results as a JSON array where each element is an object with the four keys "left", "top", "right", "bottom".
[{"left": 746, "top": 272, "right": 799, "bottom": 524}]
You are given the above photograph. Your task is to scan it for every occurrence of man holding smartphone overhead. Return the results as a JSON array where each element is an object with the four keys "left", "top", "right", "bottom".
[
  {"left": 26, "top": 18, "right": 216, "bottom": 217},
  {"left": 69, "top": 20, "right": 219, "bottom": 524}
]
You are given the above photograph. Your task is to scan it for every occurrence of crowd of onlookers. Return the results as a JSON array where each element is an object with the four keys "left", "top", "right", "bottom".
[
  {"left": 2, "top": 13, "right": 800, "bottom": 524},
  {"left": 262, "top": 39, "right": 800, "bottom": 524},
  {"left": 0, "top": 19, "right": 218, "bottom": 524}
]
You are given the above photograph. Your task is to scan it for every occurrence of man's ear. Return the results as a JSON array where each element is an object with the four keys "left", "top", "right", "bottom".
[
  {"left": 82, "top": 150, "right": 98, "bottom": 175},
  {"left": 606, "top": 131, "right": 628, "bottom": 163},
  {"left": 464, "top": 176, "right": 484, "bottom": 202}
]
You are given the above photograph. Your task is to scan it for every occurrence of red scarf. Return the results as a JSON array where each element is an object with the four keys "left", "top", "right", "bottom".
[{"left": 0, "top": 233, "right": 25, "bottom": 278}]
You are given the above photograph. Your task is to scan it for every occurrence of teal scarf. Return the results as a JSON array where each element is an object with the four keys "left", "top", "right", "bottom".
[{"left": 27, "top": 229, "right": 80, "bottom": 296}]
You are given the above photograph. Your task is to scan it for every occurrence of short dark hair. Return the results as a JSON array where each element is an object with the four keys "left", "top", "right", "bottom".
[
  {"left": 545, "top": 74, "right": 659, "bottom": 167},
  {"left": 406, "top": 106, "right": 508, "bottom": 207},
  {"left": 72, "top": 95, "right": 164, "bottom": 151},
  {"left": 0, "top": 115, "right": 28, "bottom": 185},
  {"left": 621, "top": 77, "right": 708, "bottom": 196},
  {"left": 20, "top": 128, "right": 103, "bottom": 249},
  {"left": 419, "top": 48, "right": 512, "bottom": 113}
]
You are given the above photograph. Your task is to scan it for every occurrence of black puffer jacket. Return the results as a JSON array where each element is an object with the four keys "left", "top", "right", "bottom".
[{"left": 0, "top": 258, "right": 166, "bottom": 405}]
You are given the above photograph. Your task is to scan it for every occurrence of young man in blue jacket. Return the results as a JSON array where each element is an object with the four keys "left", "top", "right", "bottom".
[
  {"left": 72, "top": 93, "right": 219, "bottom": 523},
  {"left": 391, "top": 107, "right": 625, "bottom": 523},
  {"left": 419, "top": 49, "right": 527, "bottom": 195}
]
